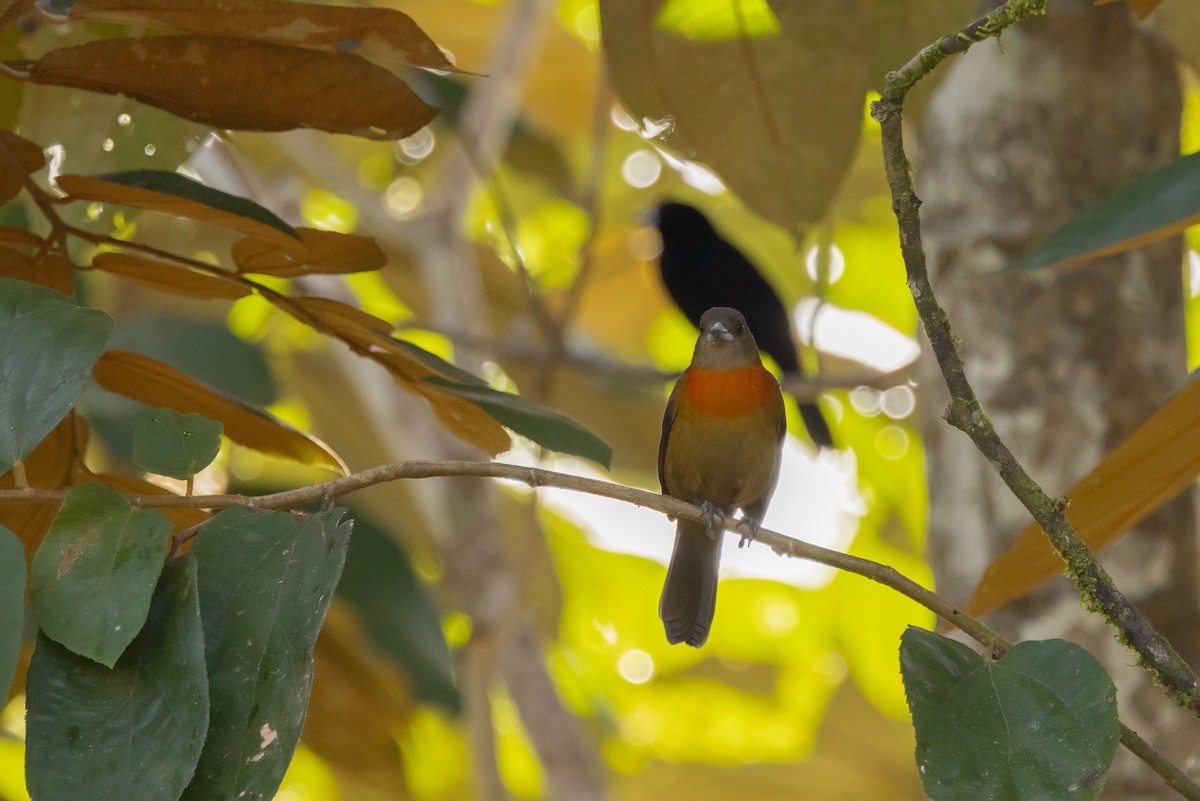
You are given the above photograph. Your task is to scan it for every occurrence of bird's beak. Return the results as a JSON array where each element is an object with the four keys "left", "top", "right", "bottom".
[{"left": 704, "top": 321, "right": 734, "bottom": 343}]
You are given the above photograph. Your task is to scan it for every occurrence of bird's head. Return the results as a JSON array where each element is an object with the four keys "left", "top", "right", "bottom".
[{"left": 692, "top": 306, "right": 761, "bottom": 369}]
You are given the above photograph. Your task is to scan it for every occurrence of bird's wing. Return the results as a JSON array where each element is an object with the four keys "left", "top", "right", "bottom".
[{"left": 658, "top": 379, "right": 682, "bottom": 494}]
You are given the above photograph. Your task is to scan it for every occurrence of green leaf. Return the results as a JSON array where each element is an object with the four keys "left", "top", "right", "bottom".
[
  {"left": 901, "top": 627, "right": 1119, "bottom": 801},
  {"left": 423, "top": 376, "right": 613, "bottom": 468},
  {"left": 183, "top": 506, "right": 352, "bottom": 801},
  {"left": 30, "top": 483, "right": 172, "bottom": 667},
  {"left": 336, "top": 508, "right": 459, "bottom": 712},
  {"left": 1010, "top": 151, "right": 1200, "bottom": 270},
  {"left": 0, "top": 524, "right": 24, "bottom": 700},
  {"left": 132, "top": 407, "right": 223, "bottom": 479},
  {"left": 390, "top": 336, "right": 488, "bottom": 387},
  {"left": 96, "top": 170, "right": 299, "bottom": 241},
  {"left": 0, "top": 278, "right": 113, "bottom": 474},
  {"left": 26, "top": 556, "right": 209, "bottom": 801}
]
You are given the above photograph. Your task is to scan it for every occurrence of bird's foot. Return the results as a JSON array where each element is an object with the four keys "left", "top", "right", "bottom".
[
  {"left": 700, "top": 501, "right": 724, "bottom": 541},
  {"left": 738, "top": 517, "right": 762, "bottom": 549}
]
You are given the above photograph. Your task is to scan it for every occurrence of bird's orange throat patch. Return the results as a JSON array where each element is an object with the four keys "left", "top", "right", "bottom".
[{"left": 682, "top": 366, "right": 779, "bottom": 419}]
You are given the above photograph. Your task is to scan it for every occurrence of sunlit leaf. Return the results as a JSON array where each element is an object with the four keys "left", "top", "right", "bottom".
[
  {"left": 0, "top": 131, "right": 45, "bottom": 204},
  {"left": 26, "top": 556, "right": 208, "bottom": 801},
  {"left": 601, "top": 0, "right": 870, "bottom": 228},
  {"left": 424, "top": 377, "right": 612, "bottom": 467},
  {"left": 132, "top": 407, "right": 222, "bottom": 480},
  {"left": 901, "top": 628, "right": 1118, "bottom": 801},
  {"left": 92, "top": 349, "right": 347, "bottom": 474},
  {"left": 92, "top": 252, "right": 250, "bottom": 300},
  {"left": 65, "top": 0, "right": 454, "bottom": 71},
  {"left": 183, "top": 507, "right": 352, "bottom": 801},
  {"left": 232, "top": 227, "right": 386, "bottom": 277},
  {"left": 57, "top": 171, "right": 297, "bottom": 244},
  {"left": 0, "top": 278, "right": 112, "bottom": 475},
  {"left": 1094, "top": 0, "right": 1162, "bottom": 19},
  {"left": 965, "top": 373, "right": 1200, "bottom": 616},
  {"left": 30, "top": 483, "right": 171, "bottom": 667},
  {"left": 18, "top": 36, "right": 440, "bottom": 140},
  {"left": 1010, "top": 151, "right": 1200, "bottom": 271},
  {"left": 0, "top": 524, "right": 23, "bottom": 699}
]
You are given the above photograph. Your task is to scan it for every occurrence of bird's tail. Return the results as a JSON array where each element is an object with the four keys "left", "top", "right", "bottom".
[
  {"left": 797, "top": 399, "right": 834, "bottom": 449},
  {"left": 659, "top": 520, "right": 722, "bottom": 647}
]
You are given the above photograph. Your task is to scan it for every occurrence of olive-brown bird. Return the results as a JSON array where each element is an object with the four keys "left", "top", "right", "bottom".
[{"left": 658, "top": 307, "right": 786, "bottom": 647}]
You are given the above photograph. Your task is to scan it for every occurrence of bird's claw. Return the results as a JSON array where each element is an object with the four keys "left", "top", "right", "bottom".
[
  {"left": 700, "top": 501, "right": 723, "bottom": 541},
  {"left": 738, "top": 517, "right": 762, "bottom": 549}
]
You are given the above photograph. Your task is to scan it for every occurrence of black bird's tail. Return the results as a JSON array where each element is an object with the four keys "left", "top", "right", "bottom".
[
  {"left": 798, "top": 398, "right": 833, "bottom": 449},
  {"left": 659, "top": 520, "right": 722, "bottom": 647}
]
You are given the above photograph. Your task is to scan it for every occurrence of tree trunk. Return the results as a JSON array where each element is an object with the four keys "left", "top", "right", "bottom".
[{"left": 916, "top": 2, "right": 1200, "bottom": 796}]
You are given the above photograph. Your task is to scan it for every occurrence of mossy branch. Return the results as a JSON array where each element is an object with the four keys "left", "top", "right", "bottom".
[{"left": 870, "top": 0, "right": 1200, "bottom": 716}]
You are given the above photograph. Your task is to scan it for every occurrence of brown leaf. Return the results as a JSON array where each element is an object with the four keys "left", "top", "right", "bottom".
[
  {"left": 92, "top": 350, "right": 348, "bottom": 474},
  {"left": 232, "top": 227, "right": 386, "bottom": 278},
  {"left": 55, "top": 173, "right": 296, "bottom": 245},
  {"left": 601, "top": 0, "right": 871, "bottom": 228},
  {"left": 0, "top": 249, "right": 75, "bottom": 296},
  {"left": 286, "top": 296, "right": 396, "bottom": 338},
  {"left": 0, "top": 226, "right": 46, "bottom": 249},
  {"left": 268, "top": 293, "right": 511, "bottom": 455},
  {"left": 965, "top": 374, "right": 1200, "bottom": 616},
  {"left": 18, "top": 36, "right": 439, "bottom": 140},
  {"left": 66, "top": 0, "right": 453, "bottom": 71},
  {"left": 0, "top": 416, "right": 85, "bottom": 557},
  {"left": 91, "top": 252, "right": 250, "bottom": 300},
  {"left": 414, "top": 382, "right": 512, "bottom": 456},
  {"left": 0, "top": 131, "right": 45, "bottom": 205},
  {"left": 1095, "top": 0, "right": 1162, "bottom": 19}
]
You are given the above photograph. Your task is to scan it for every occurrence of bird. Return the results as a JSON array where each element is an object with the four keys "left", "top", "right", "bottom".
[
  {"left": 654, "top": 201, "right": 833, "bottom": 449},
  {"left": 658, "top": 306, "right": 786, "bottom": 647}
]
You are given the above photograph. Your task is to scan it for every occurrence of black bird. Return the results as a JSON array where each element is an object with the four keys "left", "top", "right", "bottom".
[{"left": 654, "top": 201, "right": 834, "bottom": 449}]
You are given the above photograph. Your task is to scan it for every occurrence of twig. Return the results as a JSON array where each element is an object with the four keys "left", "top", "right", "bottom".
[
  {"left": 4, "top": 455, "right": 1198, "bottom": 793},
  {"left": 871, "top": 0, "right": 1200, "bottom": 713}
]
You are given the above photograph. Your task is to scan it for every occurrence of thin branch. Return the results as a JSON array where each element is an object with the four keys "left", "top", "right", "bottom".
[
  {"left": 871, "top": 0, "right": 1200, "bottom": 714},
  {"left": 5, "top": 455, "right": 1195, "bottom": 795}
]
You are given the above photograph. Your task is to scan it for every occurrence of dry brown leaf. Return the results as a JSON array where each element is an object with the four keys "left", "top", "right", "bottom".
[
  {"left": 91, "top": 252, "right": 250, "bottom": 300},
  {"left": 92, "top": 350, "right": 348, "bottom": 474},
  {"left": 413, "top": 382, "right": 511, "bottom": 456},
  {"left": 269, "top": 293, "right": 511, "bottom": 455},
  {"left": 0, "top": 131, "right": 45, "bottom": 205},
  {"left": 66, "top": 0, "right": 452, "bottom": 72},
  {"left": 0, "top": 416, "right": 85, "bottom": 557},
  {"left": 965, "top": 374, "right": 1200, "bottom": 617},
  {"left": 232, "top": 227, "right": 386, "bottom": 277},
  {"left": 0, "top": 249, "right": 75, "bottom": 296},
  {"left": 18, "top": 36, "right": 439, "bottom": 140},
  {"left": 0, "top": 226, "right": 46, "bottom": 249},
  {"left": 286, "top": 296, "right": 396, "bottom": 338},
  {"left": 1095, "top": 0, "right": 1162, "bottom": 19},
  {"left": 56, "top": 173, "right": 296, "bottom": 245}
]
